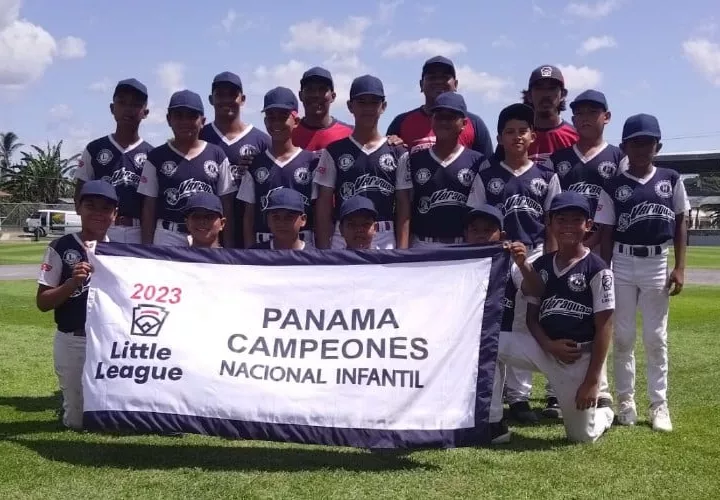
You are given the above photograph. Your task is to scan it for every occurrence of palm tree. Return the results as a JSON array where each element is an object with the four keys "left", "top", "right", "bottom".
[
  {"left": 0, "top": 131, "right": 23, "bottom": 180},
  {"left": 0, "top": 141, "right": 79, "bottom": 202}
]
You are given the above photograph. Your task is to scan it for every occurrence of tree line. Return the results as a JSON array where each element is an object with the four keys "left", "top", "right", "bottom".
[{"left": 0, "top": 131, "right": 78, "bottom": 203}]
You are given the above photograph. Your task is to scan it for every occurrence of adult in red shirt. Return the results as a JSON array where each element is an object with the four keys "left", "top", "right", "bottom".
[
  {"left": 386, "top": 56, "right": 493, "bottom": 158},
  {"left": 522, "top": 65, "right": 579, "bottom": 163},
  {"left": 292, "top": 67, "right": 352, "bottom": 152}
]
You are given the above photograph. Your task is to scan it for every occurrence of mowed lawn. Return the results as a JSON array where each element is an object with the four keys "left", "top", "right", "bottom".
[
  {"left": 1, "top": 240, "right": 719, "bottom": 268},
  {"left": 1, "top": 281, "right": 719, "bottom": 499}
]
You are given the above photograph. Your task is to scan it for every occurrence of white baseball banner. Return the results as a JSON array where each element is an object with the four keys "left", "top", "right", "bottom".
[{"left": 83, "top": 243, "right": 509, "bottom": 448}]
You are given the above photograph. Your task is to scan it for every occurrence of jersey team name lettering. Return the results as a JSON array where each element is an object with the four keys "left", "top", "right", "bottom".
[
  {"left": 540, "top": 295, "right": 593, "bottom": 320},
  {"left": 617, "top": 201, "right": 675, "bottom": 232},
  {"left": 504, "top": 194, "right": 543, "bottom": 217},
  {"left": 107, "top": 168, "right": 140, "bottom": 188},
  {"left": 178, "top": 178, "right": 212, "bottom": 195},
  {"left": 263, "top": 307, "right": 399, "bottom": 331},
  {"left": 424, "top": 189, "right": 467, "bottom": 210},
  {"left": 568, "top": 181, "right": 602, "bottom": 199},
  {"left": 347, "top": 174, "right": 394, "bottom": 197}
]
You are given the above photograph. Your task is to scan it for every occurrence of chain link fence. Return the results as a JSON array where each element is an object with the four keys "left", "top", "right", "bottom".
[{"left": 0, "top": 203, "right": 75, "bottom": 231}]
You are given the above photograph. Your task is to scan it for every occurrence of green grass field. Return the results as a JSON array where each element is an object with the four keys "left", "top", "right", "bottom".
[
  {"left": 1, "top": 280, "right": 719, "bottom": 499},
  {"left": 1, "top": 241, "right": 719, "bottom": 268}
]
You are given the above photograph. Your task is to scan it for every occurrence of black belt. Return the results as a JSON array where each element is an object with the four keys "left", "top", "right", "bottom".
[
  {"left": 617, "top": 244, "right": 663, "bottom": 258},
  {"left": 374, "top": 221, "right": 393, "bottom": 232},
  {"left": 161, "top": 220, "right": 189, "bottom": 234},
  {"left": 61, "top": 329, "right": 86, "bottom": 337}
]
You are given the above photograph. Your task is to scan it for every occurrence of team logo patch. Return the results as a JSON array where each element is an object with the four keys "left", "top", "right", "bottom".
[
  {"left": 203, "top": 160, "right": 219, "bottom": 179},
  {"left": 415, "top": 168, "right": 431, "bottom": 185},
  {"left": 457, "top": 168, "right": 474, "bottom": 187},
  {"left": 568, "top": 273, "right": 587, "bottom": 292},
  {"left": 338, "top": 154, "right": 355, "bottom": 171},
  {"left": 378, "top": 154, "right": 397, "bottom": 172},
  {"left": 598, "top": 161, "right": 617, "bottom": 179},
  {"left": 133, "top": 153, "right": 147, "bottom": 168},
  {"left": 487, "top": 178, "right": 505, "bottom": 195},
  {"left": 539, "top": 269, "right": 549, "bottom": 283},
  {"left": 97, "top": 149, "right": 113, "bottom": 165},
  {"left": 340, "top": 182, "right": 355, "bottom": 200},
  {"left": 540, "top": 66, "right": 553, "bottom": 77},
  {"left": 160, "top": 161, "right": 178, "bottom": 177},
  {"left": 615, "top": 185, "right": 633, "bottom": 202},
  {"left": 602, "top": 274, "right": 613, "bottom": 291},
  {"left": 654, "top": 180, "right": 673, "bottom": 198},
  {"left": 254, "top": 167, "right": 270, "bottom": 184},
  {"left": 617, "top": 213, "right": 631, "bottom": 232},
  {"left": 417, "top": 196, "right": 431, "bottom": 214},
  {"left": 529, "top": 177, "right": 548, "bottom": 196},
  {"left": 131, "top": 304, "right": 170, "bottom": 337},
  {"left": 556, "top": 161, "right": 572, "bottom": 177},
  {"left": 63, "top": 249, "right": 83, "bottom": 266},
  {"left": 239, "top": 144, "right": 259, "bottom": 157},
  {"left": 293, "top": 166, "right": 311, "bottom": 185}
]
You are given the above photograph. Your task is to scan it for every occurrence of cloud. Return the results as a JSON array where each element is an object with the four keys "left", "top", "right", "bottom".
[
  {"left": 156, "top": 61, "right": 185, "bottom": 94},
  {"left": 89, "top": 78, "right": 113, "bottom": 93},
  {"left": 377, "top": 0, "right": 403, "bottom": 23},
  {"left": 565, "top": 1, "right": 620, "bottom": 18},
  {"left": 683, "top": 38, "right": 720, "bottom": 86},
  {"left": 556, "top": 64, "right": 602, "bottom": 90},
  {"left": 577, "top": 35, "right": 617, "bottom": 54},
  {"left": 283, "top": 17, "right": 370, "bottom": 54},
  {"left": 491, "top": 36, "right": 514, "bottom": 49},
  {"left": 382, "top": 38, "right": 467, "bottom": 58},
  {"left": 220, "top": 9, "right": 236, "bottom": 32},
  {"left": 532, "top": 1, "right": 546, "bottom": 17},
  {"left": 455, "top": 65, "right": 513, "bottom": 102},
  {"left": 0, "top": 1, "right": 85, "bottom": 89},
  {"left": 57, "top": 36, "right": 86, "bottom": 59},
  {"left": 47, "top": 103, "right": 73, "bottom": 130},
  {"left": 145, "top": 100, "right": 168, "bottom": 125},
  {"left": 417, "top": 5, "right": 435, "bottom": 20}
]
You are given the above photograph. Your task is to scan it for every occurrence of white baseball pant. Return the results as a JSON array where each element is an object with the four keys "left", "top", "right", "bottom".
[
  {"left": 107, "top": 226, "right": 142, "bottom": 244},
  {"left": 153, "top": 222, "right": 191, "bottom": 247},
  {"left": 256, "top": 230, "right": 316, "bottom": 249},
  {"left": 612, "top": 243, "right": 670, "bottom": 406},
  {"left": 54, "top": 331, "right": 86, "bottom": 430},
  {"left": 411, "top": 235, "right": 464, "bottom": 248},
  {"left": 331, "top": 221, "right": 396, "bottom": 249},
  {"left": 490, "top": 331, "right": 614, "bottom": 443}
]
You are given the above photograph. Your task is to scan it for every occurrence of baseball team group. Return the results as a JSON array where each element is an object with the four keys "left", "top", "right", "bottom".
[{"left": 34, "top": 55, "right": 689, "bottom": 446}]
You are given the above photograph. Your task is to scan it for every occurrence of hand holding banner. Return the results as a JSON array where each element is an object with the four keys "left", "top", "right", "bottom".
[{"left": 84, "top": 244, "right": 509, "bottom": 449}]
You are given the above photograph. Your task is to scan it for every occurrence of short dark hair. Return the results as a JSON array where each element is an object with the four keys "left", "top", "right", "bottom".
[{"left": 521, "top": 89, "right": 568, "bottom": 113}]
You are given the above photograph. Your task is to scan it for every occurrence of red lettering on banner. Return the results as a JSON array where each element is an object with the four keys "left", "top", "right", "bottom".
[{"left": 131, "top": 283, "right": 182, "bottom": 304}]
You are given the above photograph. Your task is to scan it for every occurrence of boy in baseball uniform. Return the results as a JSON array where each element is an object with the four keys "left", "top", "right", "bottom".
[
  {"left": 594, "top": 114, "right": 689, "bottom": 432},
  {"left": 184, "top": 192, "right": 226, "bottom": 249},
  {"left": 251, "top": 188, "right": 308, "bottom": 250},
  {"left": 36, "top": 180, "right": 118, "bottom": 430},
  {"left": 338, "top": 196, "right": 378, "bottom": 250}
]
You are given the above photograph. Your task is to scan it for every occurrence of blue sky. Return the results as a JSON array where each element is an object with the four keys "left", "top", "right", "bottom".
[{"left": 1, "top": 0, "right": 719, "bottom": 158}]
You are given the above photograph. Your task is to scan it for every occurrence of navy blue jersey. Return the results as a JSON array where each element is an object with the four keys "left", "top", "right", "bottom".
[
  {"left": 500, "top": 274, "right": 517, "bottom": 332},
  {"left": 314, "top": 137, "right": 408, "bottom": 222},
  {"left": 468, "top": 159, "right": 560, "bottom": 246},
  {"left": 406, "top": 147, "right": 483, "bottom": 238},
  {"left": 595, "top": 167, "right": 689, "bottom": 246},
  {"left": 546, "top": 143, "right": 625, "bottom": 217},
  {"left": 37, "top": 234, "right": 95, "bottom": 332},
  {"left": 237, "top": 149, "right": 318, "bottom": 234},
  {"left": 200, "top": 123, "right": 271, "bottom": 187},
  {"left": 532, "top": 250, "right": 614, "bottom": 343},
  {"left": 75, "top": 135, "right": 154, "bottom": 219},
  {"left": 138, "top": 142, "right": 235, "bottom": 224}
]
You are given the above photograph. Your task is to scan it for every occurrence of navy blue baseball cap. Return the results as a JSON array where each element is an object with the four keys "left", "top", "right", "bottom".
[
  {"left": 549, "top": 191, "right": 591, "bottom": 218},
  {"left": 114, "top": 78, "right": 148, "bottom": 98},
  {"left": 339, "top": 196, "right": 378, "bottom": 221},
  {"left": 183, "top": 192, "right": 224, "bottom": 216},
  {"left": 570, "top": 89, "right": 608, "bottom": 111},
  {"left": 300, "top": 66, "right": 334, "bottom": 90},
  {"left": 168, "top": 90, "right": 204, "bottom": 115},
  {"left": 529, "top": 65, "right": 565, "bottom": 88},
  {"left": 79, "top": 180, "right": 118, "bottom": 204},
  {"left": 497, "top": 103, "right": 535, "bottom": 133},
  {"left": 466, "top": 204, "right": 504, "bottom": 230},
  {"left": 262, "top": 87, "right": 299, "bottom": 112},
  {"left": 422, "top": 56, "right": 456, "bottom": 77},
  {"left": 265, "top": 188, "right": 305, "bottom": 213},
  {"left": 212, "top": 71, "right": 243, "bottom": 91},
  {"left": 431, "top": 91, "right": 467, "bottom": 117},
  {"left": 622, "top": 113, "right": 661, "bottom": 141},
  {"left": 350, "top": 75, "right": 385, "bottom": 99}
]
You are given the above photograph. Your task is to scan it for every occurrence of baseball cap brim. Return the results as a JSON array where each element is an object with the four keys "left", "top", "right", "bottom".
[
  {"left": 623, "top": 131, "right": 661, "bottom": 141},
  {"left": 570, "top": 99, "right": 607, "bottom": 111},
  {"left": 549, "top": 203, "right": 591, "bottom": 218},
  {"left": 267, "top": 204, "right": 304, "bottom": 213},
  {"left": 465, "top": 208, "right": 502, "bottom": 228},
  {"left": 431, "top": 104, "right": 466, "bottom": 116},
  {"left": 262, "top": 104, "right": 296, "bottom": 112},
  {"left": 342, "top": 207, "right": 378, "bottom": 220}
]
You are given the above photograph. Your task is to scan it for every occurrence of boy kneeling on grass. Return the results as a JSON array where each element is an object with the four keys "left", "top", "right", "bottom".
[
  {"left": 471, "top": 192, "right": 616, "bottom": 444},
  {"left": 36, "top": 180, "right": 118, "bottom": 430}
]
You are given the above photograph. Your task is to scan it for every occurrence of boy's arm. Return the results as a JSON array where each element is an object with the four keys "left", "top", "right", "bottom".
[
  {"left": 543, "top": 174, "right": 562, "bottom": 253},
  {"left": 576, "top": 268, "right": 615, "bottom": 409},
  {"left": 73, "top": 148, "right": 93, "bottom": 210},
  {"left": 668, "top": 179, "right": 690, "bottom": 295},
  {"left": 394, "top": 152, "right": 412, "bottom": 249},
  {"left": 518, "top": 260, "right": 545, "bottom": 298},
  {"left": 36, "top": 246, "right": 84, "bottom": 312},
  {"left": 526, "top": 302, "right": 582, "bottom": 364},
  {"left": 243, "top": 204, "right": 255, "bottom": 249},
  {"left": 594, "top": 188, "right": 616, "bottom": 265},
  {"left": 137, "top": 159, "right": 159, "bottom": 245},
  {"left": 312, "top": 150, "right": 338, "bottom": 249}
]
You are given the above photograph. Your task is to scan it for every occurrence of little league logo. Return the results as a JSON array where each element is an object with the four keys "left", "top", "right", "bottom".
[
  {"left": 598, "top": 161, "right": 617, "bottom": 179},
  {"left": 556, "top": 161, "right": 572, "bottom": 177},
  {"left": 487, "top": 178, "right": 505, "bottom": 195},
  {"left": 338, "top": 154, "right": 355, "bottom": 171},
  {"left": 529, "top": 177, "right": 548, "bottom": 197},
  {"left": 457, "top": 168, "right": 474, "bottom": 187},
  {"left": 134, "top": 153, "right": 147, "bottom": 168},
  {"left": 293, "top": 166, "right": 311, "bottom": 185},
  {"left": 97, "top": 149, "right": 113, "bottom": 165},
  {"left": 378, "top": 154, "right": 397, "bottom": 172},
  {"left": 254, "top": 167, "right": 270, "bottom": 184},
  {"left": 203, "top": 160, "right": 219, "bottom": 180},
  {"left": 655, "top": 180, "right": 673, "bottom": 198},
  {"left": 615, "top": 185, "right": 633, "bottom": 202},
  {"left": 415, "top": 168, "right": 431, "bottom": 185},
  {"left": 161, "top": 161, "right": 178, "bottom": 177},
  {"left": 131, "top": 304, "right": 170, "bottom": 337}
]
